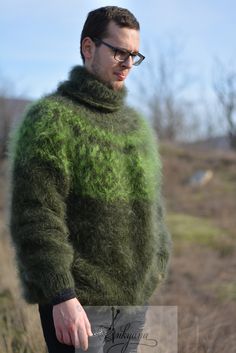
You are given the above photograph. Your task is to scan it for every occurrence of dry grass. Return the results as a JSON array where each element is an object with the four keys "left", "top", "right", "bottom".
[
  {"left": 0, "top": 160, "right": 46, "bottom": 353},
  {"left": 1, "top": 143, "right": 236, "bottom": 352}
]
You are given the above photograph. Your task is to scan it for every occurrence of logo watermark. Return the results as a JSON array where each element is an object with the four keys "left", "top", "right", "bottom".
[{"left": 75, "top": 305, "right": 177, "bottom": 353}]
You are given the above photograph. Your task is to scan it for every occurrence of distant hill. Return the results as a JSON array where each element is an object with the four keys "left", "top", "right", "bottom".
[
  {"left": 0, "top": 97, "right": 33, "bottom": 157},
  {"left": 182, "top": 135, "right": 230, "bottom": 151},
  {"left": 0, "top": 97, "right": 232, "bottom": 153},
  {"left": 0, "top": 96, "right": 32, "bottom": 125}
]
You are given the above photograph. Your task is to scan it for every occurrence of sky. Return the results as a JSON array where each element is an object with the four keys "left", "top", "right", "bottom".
[{"left": 1, "top": 0, "right": 236, "bottom": 110}]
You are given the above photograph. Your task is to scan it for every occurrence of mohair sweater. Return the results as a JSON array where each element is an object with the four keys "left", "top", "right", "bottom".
[{"left": 9, "top": 66, "right": 171, "bottom": 306}]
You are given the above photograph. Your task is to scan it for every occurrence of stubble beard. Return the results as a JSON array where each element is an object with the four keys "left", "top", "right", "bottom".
[{"left": 91, "top": 61, "right": 123, "bottom": 91}]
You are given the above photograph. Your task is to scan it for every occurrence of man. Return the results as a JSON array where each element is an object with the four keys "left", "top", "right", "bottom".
[{"left": 9, "top": 6, "right": 171, "bottom": 353}]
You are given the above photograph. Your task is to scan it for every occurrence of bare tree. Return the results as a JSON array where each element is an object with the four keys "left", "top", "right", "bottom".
[
  {"left": 134, "top": 39, "right": 198, "bottom": 142},
  {"left": 0, "top": 74, "right": 31, "bottom": 159},
  {"left": 213, "top": 59, "right": 236, "bottom": 149},
  {"left": 0, "top": 96, "right": 12, "bottom": 159},
  {"left": 0, "top": 78, "right": 14, "bottom": 159}
]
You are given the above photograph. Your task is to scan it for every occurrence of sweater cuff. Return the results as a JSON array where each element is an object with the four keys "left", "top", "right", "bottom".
[
  {"left": 39, "top": 271, "right": 75, "bottom": 302},
  {"left": 51, "top": 288, "right": 76, "bottom": 305}
]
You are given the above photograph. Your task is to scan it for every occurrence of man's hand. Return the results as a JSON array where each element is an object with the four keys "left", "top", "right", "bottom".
[{"left": 52, "top": 297, "right": 93, "bottom": 350}]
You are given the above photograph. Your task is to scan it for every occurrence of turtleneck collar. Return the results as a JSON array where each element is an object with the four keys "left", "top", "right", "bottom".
[{"left": 56, "top": 65, "right": 127, "bottom": 113}]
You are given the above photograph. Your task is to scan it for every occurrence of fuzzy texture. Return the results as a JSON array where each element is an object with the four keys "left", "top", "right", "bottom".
[{"left": 9, "top": 66, "right": 171, "bottom": 305}]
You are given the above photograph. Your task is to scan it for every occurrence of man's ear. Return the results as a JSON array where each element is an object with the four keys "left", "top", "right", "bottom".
[{"left": 82, "top": 37, "right": 95, "bottom": 61}]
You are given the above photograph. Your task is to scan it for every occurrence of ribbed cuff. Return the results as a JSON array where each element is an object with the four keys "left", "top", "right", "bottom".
[
  {"left": 39, "top": 271, "right": 75, "bottom": 301},
  {"left": 51, "top": 288, "right": 76, "bottom": 305}
]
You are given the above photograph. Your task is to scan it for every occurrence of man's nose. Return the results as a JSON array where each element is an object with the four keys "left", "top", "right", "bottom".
[{"left": 121, "top": 55, "right": 133, "bottom": 69}]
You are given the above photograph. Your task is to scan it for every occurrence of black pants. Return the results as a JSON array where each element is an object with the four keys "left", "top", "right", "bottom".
[{"left": 39, "top": 304, "right": 147, "bottom": 353}]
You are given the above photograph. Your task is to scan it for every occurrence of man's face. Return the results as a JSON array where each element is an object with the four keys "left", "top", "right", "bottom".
[{"left": 85, "top": 21, "right": 140, "bottom": 91}]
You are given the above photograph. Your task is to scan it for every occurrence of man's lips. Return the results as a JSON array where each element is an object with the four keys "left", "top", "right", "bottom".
[{"left": 114, "top": 72, "right": 127, "bottom": 81}]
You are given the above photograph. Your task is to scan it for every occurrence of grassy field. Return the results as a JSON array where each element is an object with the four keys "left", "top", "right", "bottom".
[{"left": 0, "top": 143, "right": 236, "bottom": 352}]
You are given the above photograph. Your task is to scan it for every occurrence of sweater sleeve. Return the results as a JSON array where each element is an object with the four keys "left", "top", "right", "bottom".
[
  {"left": 9, "top": 100, "right": 75, "bottom": 304},
  {"left": 148, "top": 124, "right": 172, "bottom": 282},
  {"left": 51, "top": 288, "right": 76, "bottom": 305},
  {"left": 156, "top": 199, "right": 172, "bottom": 282}
]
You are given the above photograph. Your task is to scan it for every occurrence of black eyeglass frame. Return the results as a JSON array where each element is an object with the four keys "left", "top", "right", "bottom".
[{"left": 93, "top": 38, "right": 145, "bottom": 66}]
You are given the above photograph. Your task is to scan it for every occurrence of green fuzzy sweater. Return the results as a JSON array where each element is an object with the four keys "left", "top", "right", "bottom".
[{"left": 9, "top": 66, "right": 171, "bottom": 306}]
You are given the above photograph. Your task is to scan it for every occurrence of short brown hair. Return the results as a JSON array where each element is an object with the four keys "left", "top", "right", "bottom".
[{"left": 80, "top": 6, "right": 140, "bottom": 63}]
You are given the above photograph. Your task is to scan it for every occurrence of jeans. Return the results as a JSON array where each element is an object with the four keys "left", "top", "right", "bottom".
[{"left": 38, "top": 304, "right": 148, "bottom": 353}]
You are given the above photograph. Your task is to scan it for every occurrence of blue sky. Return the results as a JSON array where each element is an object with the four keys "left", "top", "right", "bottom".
[{"left": 1, "top": 0, "right": 236, "bottom": 106}]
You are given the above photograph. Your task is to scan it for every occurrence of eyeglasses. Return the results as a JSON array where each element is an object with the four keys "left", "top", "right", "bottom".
[{"left": 93, "top": 38, "right": 145, "bottom": 66}]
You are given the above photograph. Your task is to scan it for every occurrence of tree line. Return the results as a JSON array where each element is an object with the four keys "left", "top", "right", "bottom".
[
  {"left": 134, "top": 41, "right": 236, "bottom": 150},
  {"left": 1, "top": 49, "right": 236, "bottom": 159}
]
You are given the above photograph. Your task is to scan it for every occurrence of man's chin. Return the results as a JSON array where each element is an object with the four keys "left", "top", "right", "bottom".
[
  {"left": 101, "top": 78, "right": 125, "bottom": 91},
  {"left": 112, "top": 81, "right": 125, "bottom": 91}
]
